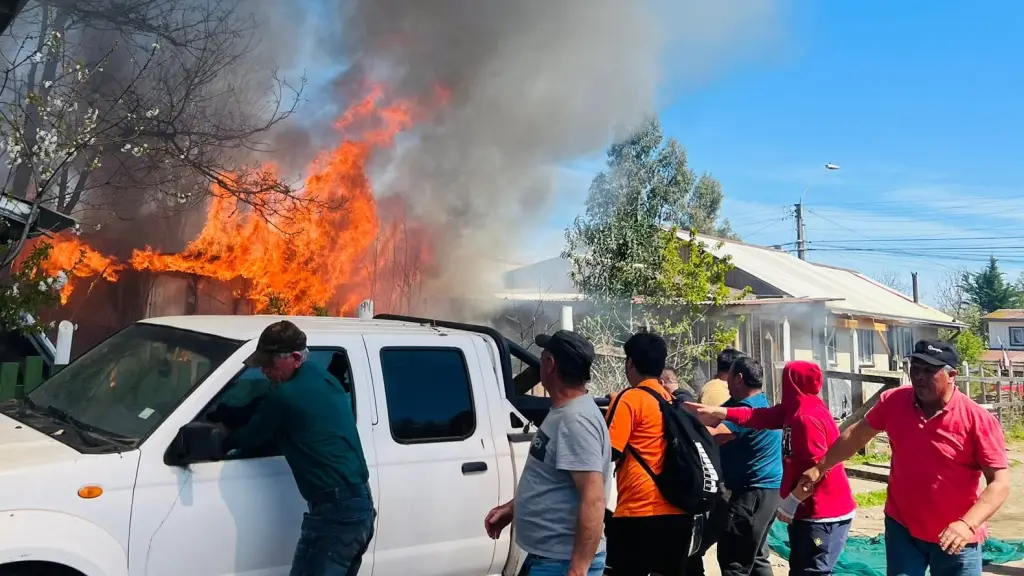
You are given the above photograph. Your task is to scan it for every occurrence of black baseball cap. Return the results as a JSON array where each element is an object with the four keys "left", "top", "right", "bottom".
[
  {"left": 908, "top": 339, "right": 960, "bottom": 368},
  {"left": 535, "top": 330, "right": 595, "bottom": 381},
  {"left": 244, "top": 320, "right": 308, "bottom": 367}
]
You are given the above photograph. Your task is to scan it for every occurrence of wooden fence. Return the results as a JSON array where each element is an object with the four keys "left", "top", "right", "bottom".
[
  {"left": 0, "top": 356, "right": 48, "bottom": 401},
  {"left": 959, "top": 366, "right": 1024, "bottom": 427},
  {"left": 830, "top": 364, "right": 1024, "bottom": 429}
]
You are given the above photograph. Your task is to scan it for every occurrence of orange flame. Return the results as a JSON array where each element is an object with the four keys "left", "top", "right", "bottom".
[
  {"left": 32, "top": 232, "right": 125, "bottom": 304},
  {"left": 35, "top": 85, "right": 440, "bottom": 315}
]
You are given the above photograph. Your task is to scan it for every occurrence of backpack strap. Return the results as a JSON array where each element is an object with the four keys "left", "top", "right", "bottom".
[{"left": 621, "top": 386, "right": 671, "bottom": 483}]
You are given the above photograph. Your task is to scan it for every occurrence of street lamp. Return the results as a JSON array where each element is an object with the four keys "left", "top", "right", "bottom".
[{"left": 796, "top": 163, "right": 841, "bottom": 260}]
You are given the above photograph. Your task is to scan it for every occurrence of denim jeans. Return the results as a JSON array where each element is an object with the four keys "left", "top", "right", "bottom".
[
  {"left": 521, "top": 551, "right": 607, "bottom": 576},
  {"left": 885, "top": 516, "right": 982, "bottom": 576},
  {"left": 289, "top": 483, "right": 377, "bottom": 576},
  {"left": 788, "top": 519, "right": 852, "bottom": 575}
]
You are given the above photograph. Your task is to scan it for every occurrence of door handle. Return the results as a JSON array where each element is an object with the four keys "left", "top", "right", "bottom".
[{"left": 462, "top": 461, "right": 488, "bottom": 474}]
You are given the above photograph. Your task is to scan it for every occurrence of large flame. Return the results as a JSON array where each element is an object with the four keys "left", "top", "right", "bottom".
[
  {"left": 28, "top": 233, "right": 125, "bottom": 304},
  {"left": 32, "top": 85, "right": 440, "bottom": 315}
]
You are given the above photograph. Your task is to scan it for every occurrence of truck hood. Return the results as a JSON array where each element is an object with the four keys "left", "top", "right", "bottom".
[{"left": 0, "top": 412, "right": 85, "bottom": 472}]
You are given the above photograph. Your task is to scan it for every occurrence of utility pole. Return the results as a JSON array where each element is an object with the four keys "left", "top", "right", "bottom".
[
  {"left": 794, "top": 163, "right": 838, "bottom": 261},
  {"left": 795, "top": 202, "right": 806, "bottom": 260}
]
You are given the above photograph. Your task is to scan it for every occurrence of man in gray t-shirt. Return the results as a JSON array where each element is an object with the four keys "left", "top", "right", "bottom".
[{"left": 485, "top": 330, "right": 611, "bottom": 576}]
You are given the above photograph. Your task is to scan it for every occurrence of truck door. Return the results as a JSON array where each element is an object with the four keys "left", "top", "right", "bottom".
[
  {"left": 363, "top": 334, "right": 501, "bottom": 576},
  {"left": 130, "top": 336, "right": 378, "bottom": 576}
]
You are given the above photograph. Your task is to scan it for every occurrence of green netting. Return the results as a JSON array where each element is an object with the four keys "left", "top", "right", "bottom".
[{"left": 766, "top": 521, "right": 1024, "bottom": 576}]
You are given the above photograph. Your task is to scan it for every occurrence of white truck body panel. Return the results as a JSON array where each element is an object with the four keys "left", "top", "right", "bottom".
[{"left": 0, "top": 315, "right": 550, "bottom": 576}]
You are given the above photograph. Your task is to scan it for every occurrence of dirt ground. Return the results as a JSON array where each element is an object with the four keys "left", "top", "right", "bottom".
[{"left": 701, "top": 450, "right": 1024, "bottom": 576}]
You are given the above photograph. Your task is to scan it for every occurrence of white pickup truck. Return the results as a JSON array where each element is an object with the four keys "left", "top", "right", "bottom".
[{"left": 0, "top": 314, "right": 612, "bottom": 576}]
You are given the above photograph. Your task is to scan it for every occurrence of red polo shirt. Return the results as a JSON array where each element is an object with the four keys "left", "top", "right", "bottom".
[{"left": 865, "top": 386, "right": 1008, "bottom": 544}]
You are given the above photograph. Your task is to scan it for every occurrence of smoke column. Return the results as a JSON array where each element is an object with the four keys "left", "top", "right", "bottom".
[{"left": 318, "top": 0, "right": 784, "bottom": 303}]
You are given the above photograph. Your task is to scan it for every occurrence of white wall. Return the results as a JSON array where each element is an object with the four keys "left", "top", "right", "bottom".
[{"left": 988, "top": 320, "right": 1024, "bottom": 349}]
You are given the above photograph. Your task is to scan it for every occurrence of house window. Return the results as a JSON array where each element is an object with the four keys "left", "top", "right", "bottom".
[
  {"left": 813, "top": 327, "right": 838, "bottom": 365},
  {"left": 887, "top": 326, "right": 915, "bottom": 368},
  {"left": 1010, "top": 327, "right": 1024, "bottom": 347},
  {"left": 380, "top": 347, "right": 476, "bottom": 443},
  {"left": 857, "top": 329, "right": 875, "bottom": 364}
]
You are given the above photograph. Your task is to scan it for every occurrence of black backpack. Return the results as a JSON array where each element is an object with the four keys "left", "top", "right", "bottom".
[{"left": 618, "top": 386, "right": 723, "bottom": 515}]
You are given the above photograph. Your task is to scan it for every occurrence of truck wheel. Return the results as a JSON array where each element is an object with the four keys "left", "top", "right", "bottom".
[{"left": 0, "top": 562, "right": 84, "bottom": 576}]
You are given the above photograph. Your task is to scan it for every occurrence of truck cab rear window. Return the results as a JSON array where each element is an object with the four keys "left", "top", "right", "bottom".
[{"left": 380, "top": 348, "right": 475, "bottom": 443}]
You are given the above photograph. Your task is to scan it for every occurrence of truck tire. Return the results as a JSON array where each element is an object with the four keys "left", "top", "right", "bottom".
[{"left": 0, "top": 562, "right": 85, "bottom": 576}]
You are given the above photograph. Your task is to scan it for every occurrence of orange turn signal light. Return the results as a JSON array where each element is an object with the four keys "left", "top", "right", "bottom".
[{"left": 77, "top": 485, "right": 103, "bottom": 499}]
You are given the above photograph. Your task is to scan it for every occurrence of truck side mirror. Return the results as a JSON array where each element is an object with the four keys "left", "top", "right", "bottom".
[{"left": 165, "top": 421, "right": 227, "bottom": 466}]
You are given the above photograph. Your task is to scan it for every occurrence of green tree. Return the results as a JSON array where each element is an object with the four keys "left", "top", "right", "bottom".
[
  {"left": 947, "top": 329, "right": 985, "bottom": 367},
  {"left": 580, "top": 117, "right": 736, "bottom": 244},
  {"left": 562, "top": 120, "right": 741, "bottom": 393},
  {"left": 960, "top": 256, "right": 1022, "bottom": 315}
]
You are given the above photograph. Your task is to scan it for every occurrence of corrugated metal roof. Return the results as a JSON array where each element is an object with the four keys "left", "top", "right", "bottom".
[
  {"left": 981, "top": 309, "right": 1024, "bottom": 320},
  {"left": 688, "top": 232, "right": 959, "bottom": 327}
]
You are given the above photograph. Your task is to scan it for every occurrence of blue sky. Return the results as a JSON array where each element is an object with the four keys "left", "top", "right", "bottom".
[{"left": 522, "top": 1, "right": 1024, "bottom": 306}]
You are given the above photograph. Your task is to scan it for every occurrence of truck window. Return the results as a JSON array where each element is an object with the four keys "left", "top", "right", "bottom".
[
  {"left": 24, "top": 323, "right": 240, "bottom": 444},
  {"left": 197, "top": 347, "right": 356, "bottom": 460},
  {"left": 380, "top": 347, "right": 475, "bottom": 443}
]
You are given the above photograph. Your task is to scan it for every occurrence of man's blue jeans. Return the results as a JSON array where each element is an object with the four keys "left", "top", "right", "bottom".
[
  {"left": 885, "top": 516, "right": 982, "bottom": 576},
  {"left": 290, "top": 484, "right": 377, "bottom": 576},
  {"left": 521, "top": 551, "right": 607, "bottom": 576}
]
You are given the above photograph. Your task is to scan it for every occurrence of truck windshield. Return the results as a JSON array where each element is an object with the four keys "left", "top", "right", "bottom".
[{"left": 27, "top": 323, "right": 241, "bottom": 443}]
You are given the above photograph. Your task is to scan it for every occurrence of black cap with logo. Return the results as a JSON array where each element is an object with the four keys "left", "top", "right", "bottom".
[
  {"left": 244, "top": 320, "right": 308, "bottom": 367},
  {"left": 908, "top": 339, "right": 960, "bottom": 368},
  {"left": 535, "top": 330, "right": 595, "bottom": 382}
]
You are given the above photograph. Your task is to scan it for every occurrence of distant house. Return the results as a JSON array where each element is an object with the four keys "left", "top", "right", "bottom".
[
  {"left": 497, "top": 233, "right": 962, "bottom": 416},
  {"left": 980, "top": 309, "right": 1024, "bottom": 373}
]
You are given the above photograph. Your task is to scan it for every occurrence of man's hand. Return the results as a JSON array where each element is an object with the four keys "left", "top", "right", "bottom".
[
  {"left": 775, "top": 510, "right": 793, "bottom": 524},
  {"left": 796, "top": 464, "right": 825, "bottom": 498},
  {"left": 682, "top": 402, "right": 727, "bottom": 427},
  {"left": 485, "top": 501, "right": 514, "bottom": 539},
  {"left": 938, "top": 520, "right": 974, "bottom": 555}
]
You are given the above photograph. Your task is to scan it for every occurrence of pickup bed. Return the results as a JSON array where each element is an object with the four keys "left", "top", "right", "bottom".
[{"left": 0, "top": 314, "right": 606, "bottom": 576}]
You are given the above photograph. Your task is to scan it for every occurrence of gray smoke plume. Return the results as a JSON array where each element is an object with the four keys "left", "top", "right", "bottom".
[{"left": 318, "top": 0, "right": 784, "bottom": 306}]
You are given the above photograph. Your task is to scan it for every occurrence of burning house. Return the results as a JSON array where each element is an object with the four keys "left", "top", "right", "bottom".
[{"left": 32, "top": 86, "right": 437, "bottom": 355}]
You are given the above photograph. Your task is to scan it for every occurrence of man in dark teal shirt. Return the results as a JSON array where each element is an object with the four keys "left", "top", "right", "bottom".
[
  {"left": 224, "top": 320, "right": 374, "bottom": 576},
  {"left": 689, "top": 356, "right": 783, "bottom": 576}
]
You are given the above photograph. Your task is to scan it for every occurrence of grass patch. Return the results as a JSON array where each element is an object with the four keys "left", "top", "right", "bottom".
[
  {"left": 1006, "top": 423, "right": 1024, "bottom": 444},
  {"left": 848, "top": 452, "right": 889, "bottom": 466},
  {"left": 854, "top": 489, "right": 887, "bottom": 508}
]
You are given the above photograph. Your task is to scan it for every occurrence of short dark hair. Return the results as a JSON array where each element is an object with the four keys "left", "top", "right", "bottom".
[
  {"left": 729, "top": 356, "right": 763, "bottom": 388},
  {"left": 623, "top": 332, "right": 668, "bottom": 378},
  {"left": 716, "top": 348, "right": 744, "bottom": 374}
]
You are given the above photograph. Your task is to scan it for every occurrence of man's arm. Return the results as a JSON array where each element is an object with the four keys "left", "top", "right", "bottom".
[
  {"left": 807, "top": 390, "right": 893, "bottom": 481},
  {"left": 962, "top": 411, "right": 1012, "bottom": 529},
  {"left": 726, "top": 404, "right": 786, "bottom": 430},
  {"left": 569, "top": 471, "right": 606, "bottom": 576},
  {"left": 962, "top": 467, "right": 1011, "bottom": 530},
  {"left": 224, "top": 392, "right": 285, "bottom": 454},
  {"left": 815, "top": 419, "right": 878, "bottom": 472},
  {"left": 709, "top": 423, "right": 736, "bottom": 445}
]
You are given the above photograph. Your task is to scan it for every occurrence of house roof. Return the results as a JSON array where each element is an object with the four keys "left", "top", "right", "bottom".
[
  {"left": 981, "top": 309, "right": 1024, "bottom": 321},
  {"left": 980, "top": 349, "right": 1024, "bottom": 364},
  {"left": 687, "top": 232, "right": 961, "bottom": 328}
]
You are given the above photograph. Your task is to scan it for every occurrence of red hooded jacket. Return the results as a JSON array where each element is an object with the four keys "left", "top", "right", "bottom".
[{"left": 724, "top": 361, "right": 855, "bottom": 520}]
